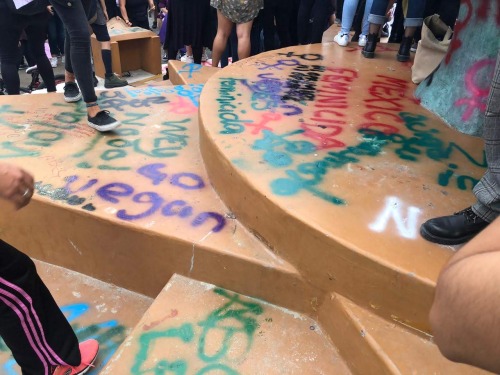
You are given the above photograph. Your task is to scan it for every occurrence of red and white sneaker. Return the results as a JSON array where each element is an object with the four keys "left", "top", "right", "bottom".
[{"left": 52, "top": 339, "right": 99, "bottom": 375}]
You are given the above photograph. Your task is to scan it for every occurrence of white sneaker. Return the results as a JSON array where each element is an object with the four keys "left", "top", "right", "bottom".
[
  {"left": 50, "top": 56, "right": 58, "bottom": 68},
  {"left": 180, "top": 54, "right": 194, "bottom": 63},
  {"left": 334, "top": 33, "right": 349, "bottom": 47},
  {"left": 201, "top": 52, "right": 208, "bottom": 62},
  {"left": 358, "top": 35, "right": 367, "bottom": 47}
]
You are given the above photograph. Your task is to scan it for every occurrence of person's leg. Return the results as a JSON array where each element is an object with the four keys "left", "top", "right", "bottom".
[
  {"left": 235, "top": 20, "right": 254, "bottom": 61},
  {"left": 22, "top": 40, "right": 37, "bottom": 68},
  {"left": 340, "top": 0, "right": 360, "bottom": 35},
  {"left": 50, "top": 0, "right": 96, "bottom": 104},
  {"left": 336, "top": 0, "right": 344, "bottom": 21},
  {"left": 47, "top": 15, "right": 60, "bottom": 56},
  {"left": 192, "top": 45, "right": 203, "bottom": 64},
  {"left": 420, "top": 53, "right": 500, "bottom": 245},
  {"left": 152, "top": 0, "right": 159, "bottom": 27},
  {"left": 55, "top": 13, "right": 66, "bottom": 56},
  {"left": 91, "top": 23, "right": 128, "bottom": 88},
  {"left": 221, "top": 42, "right": 230, "bottom": 67},
  {"left": 25, "top": 14, "right": 56, "bottom": 93},
  {"left": 361, "top": 0, "right": 374, "bottom": 36},
  {"left": 0, "top": 12, "right": 24, "bottom": 95},
  {"left": 0, "top": 240, "right": 81, "bottom": 375},
  {"left": 249, "top": 11, "right": 262, "bottom": 56},
  {"left": 472, "top": 54, "right": 500, "bottom": 222},
  {"left": 263, "top": 0, "right": 277, "bottom": 51},
  {"left": 429, "top": 216, "right": 500, "bottom": 373},
  {"left": 362, "top": 0, "right": 388, "bottom": 57},
  {"left": 275, "top": 0, "right": 292, "bottom": 48},
  {"left": 212, "top": 10, "right": 234, "bottom": 67},
  {"left": 396, "top": 0, "right": 425, "bottom": 61},
  {"left": 367, "top": 0, "right": 389, "bottom": 26},
  {"left": 350, "top": 0, "right": 365, "bottom": 41},
  {"left": 403, "top": 0, "right": 425, "bottom": 30},
  {"left": 49, "top": 0, "right": 120, "bottom": 131},
  {"left": 309, "top": 0, "right": 334, "bottom": 43},
  {"left": 436, "top": 0, "right": 460, "bottom": 29},
  {"left": 289, "top": 0, "right": 299, "bottom": 45},
  {"left": 297, "top": 0, "right": 314, "bottom": 44}
]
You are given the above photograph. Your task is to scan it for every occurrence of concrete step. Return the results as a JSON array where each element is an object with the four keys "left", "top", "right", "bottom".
[
  {"left": 0, "top": 84, "right": 317, "bottom": 318},
  {"left": 198, "top": 42, "right": 485, "bottom": 332},
  {"left": 168, "top": 60, "right": 219, "bottom": 85},
  {"left": 102, "top": 274, "right": 350, "bottom": 374},
  {"left": 0, "top": 259, "right": 152, "bottom": 374},
  {"left": 319, "top": 293, "right": 488, "bottom": 374}
]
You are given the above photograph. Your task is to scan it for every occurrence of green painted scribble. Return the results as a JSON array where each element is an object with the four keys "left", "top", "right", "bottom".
[
  {"left": 0, "top": 141, "right": 40, "bottom": 159},
  {"left": 132, "top": 323, "right": 194, "bottom": 375},
  {"left": 198, "top": 288, "right": 263, "bottom": 362},
  {"left": 132, "top": 289, "right": 264, "bottom": 375},
  {"left": 269, "top": 112, "right": 486, "bottom": 202}
]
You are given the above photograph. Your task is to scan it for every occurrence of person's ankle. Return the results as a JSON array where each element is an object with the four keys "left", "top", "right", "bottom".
[{"left": 86, "top": 103, "right": 100, "bottom": 117}]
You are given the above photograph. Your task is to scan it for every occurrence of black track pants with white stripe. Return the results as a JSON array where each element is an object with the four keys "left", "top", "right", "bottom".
[{"left": 0, "top": 240, "right": 80, "bottom": 375}]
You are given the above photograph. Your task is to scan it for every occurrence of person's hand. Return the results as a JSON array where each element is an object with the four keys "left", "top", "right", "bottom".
[
  {"left": 0, "top": 163, "right": 34, "bottom": 210},
  {"left": 47, "top": 5, "right": 54, "bottom": 15},
  {"left": 103, "top": 9, "right": 109, "bottom": 21},
  {"left": 148, "top": 4, "right": 155, "bottom": 12}
]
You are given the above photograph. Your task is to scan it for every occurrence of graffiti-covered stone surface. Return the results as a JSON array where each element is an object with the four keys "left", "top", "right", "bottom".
[
  {"left": 102, "top": 274, "right": 349, "bottom": 375},
  {"left": 199, "top": 43, "right": 486, "bottom": 331}
]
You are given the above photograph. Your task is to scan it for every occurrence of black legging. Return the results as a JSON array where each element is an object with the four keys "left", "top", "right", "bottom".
[
  {"left": 263, "top": 0, "right": 292, "bottom": 51},
  {"left": 0, "top": 6, "right": 56, "bottom": 94},
  {"left": 297, "top": 0, "right": 334, "bottom": 44},
  {"left": 49, "top": 0, "right": 98, "bottom": 103}
]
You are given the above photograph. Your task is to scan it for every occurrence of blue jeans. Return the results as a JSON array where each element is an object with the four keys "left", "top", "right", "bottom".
[
  {"left": 368, "top": 0, "right": 425, "bottom": 27},
  {"left": 341, "top": 0, "right": 374, "bottom": 36}
]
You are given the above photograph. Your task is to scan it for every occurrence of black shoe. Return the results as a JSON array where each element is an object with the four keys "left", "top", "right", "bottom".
[
  {"left": 420, "top": 207, "right": 489, "bottom": 245},
  {"left": 63, "top": 82, "right": 82, "bottom": 102},
  {"left": 104, "top": 74, "right": 128, "bottom": 88},
  {"left": 362, "top": 33, "right": 378, "bottom": 59},
  {"left": 397, "top": 36, "right": 413, "bottom": 62},
  {"left": 87, "top": 110, "right": 121, "bottom": 132}
]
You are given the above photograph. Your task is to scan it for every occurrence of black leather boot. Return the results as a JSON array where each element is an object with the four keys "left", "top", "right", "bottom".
[
  {"left": 397, "top": 36, "right": 413, "bottom": 62},
  {"left": 362, "top": 33, "right": 378, "bottom": 59},
  {"left": 420, "top": 207, "right": 489, "bottom": 245}
]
